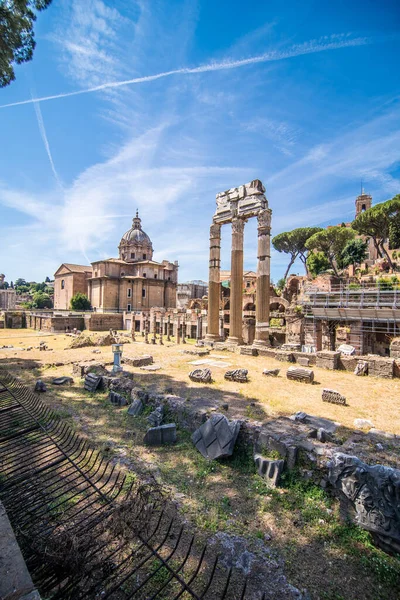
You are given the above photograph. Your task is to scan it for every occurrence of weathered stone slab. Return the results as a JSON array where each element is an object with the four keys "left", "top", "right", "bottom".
[
  {"left": 322, "top": 388, "right": 347, "bottom": 406},
  {"left": 73, "top": 361, "right": 107, "bottom": 377},
  {"left": 127, "top": 398, "right": 144, "bottom": 416},
  {"left": 296, "top": 357, "right": 310, "bottom": 367},
  {"left": 52, "top": 377, "right": 73, "bottom": 386},
  {"left": 192, "top": 413, "right": 240, "bottom": 460},
  {"left": 189, "top": 368, "right": 212, "bottom": 383},
  {"left": 144, "top": 423, "right": 177, "bottom": 445},
  {"left": 123, "top": 355, "right": 153, "bottom": 367},
  {"left": 290, "top": 412, "right": 339, "bottom": 434},
  {"left": 254, "top": 455, "right": 285, "bottom": 486},
  {"left": 316, "top": 350, "right": 340, "bottom": 370},
  {"left": 262, "top": 368, "right": 280, "bottom": 377},
  {"left": 337, "top": 344, "right": 356, "bottom": 355},
  {"left": 84, "top": 373, "right": 102, "bottom": 393},
  {"left": 182, "top": 349, "right": 210, "bottom": 356},
  {"left": 275, "top": 351, "right": 294, "bottom": 363},
  {"left": 109, "top": 390, "right": 128, "bottom": 406},
  {"left": 224, "top": 369, "right": 248, "bottom": 383},
  {"left": 34, "top": 379, "right": 46, "bottom": 393},
  {"left": 148, "top": 406, "right": 164, "bottom": 427},
  {"left": 367, "top": 355, "right": 394, "bottom": 379},
  {"left": 128, "top": 398, "right": 144, "bottom": 417},
  {"left": 239, "top": 346, "right": 258, "bottom": 356},
  {"left": 354, "top": 360, "right": 368, "bottom": 376},
  {"left": 286, "top": 366, "right": 314, "bottom": 384},
  {"left": 328, "top": 453, "right": 400, "bottom": 554}
]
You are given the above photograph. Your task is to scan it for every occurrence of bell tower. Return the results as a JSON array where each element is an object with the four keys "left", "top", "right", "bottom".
[{"left": 355, "top": 190, "right": 372, "bottom": 218}]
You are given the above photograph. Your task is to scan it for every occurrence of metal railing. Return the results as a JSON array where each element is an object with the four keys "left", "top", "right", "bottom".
[{"left": 0, "top": 372, "right": 262, "bottom": 600}]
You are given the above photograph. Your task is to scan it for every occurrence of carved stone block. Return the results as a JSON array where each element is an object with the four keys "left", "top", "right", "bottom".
[
  {"left": 109, "top": 391, "right": 128, "bottom": 406},
  {"left": 192, "top": 414, "right": 240, "bottom": 460},
  {"left": 224, "top": 369, "right": 248, "bottom": 383},
  {"left": 322, "top": 388, "right": 347, "bottom": 406},
  {"left": 144, "top": 424, "right": 176, "bottom": 446},
  {"left": 254, "top": 455, "right": 285, "bottom": 487},
  {"left": 354, "top": 361, "right": 368, "bottom": 376},
  {"left": 189, "top": 368, "right": 212, "bottom": 383},
  {"left": 286, "top": 367, "right": 314, "bottom": 384},
  {"left": 84, "top": 373, "right": 102, "bottom": 393},
  {"left": 262, "top": 369, "right": 280, "bottom": 377},
  {"left": 328, "top": 453, "right": 400, "bottom": 554}
]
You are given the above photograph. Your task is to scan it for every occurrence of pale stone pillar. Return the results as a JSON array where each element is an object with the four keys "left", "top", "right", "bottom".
[
  {"left": 176, "top": 316, "right": 181, "bottom": 344},
  {"left": 167, "top": 315, "right": 171, "bottom": 341},
  {"left": 159, "top": 315, "right": 164, "bottom": 345},
  {"left": 144, "top": 315, "right": 149, "bottom": 344},
  {"left": 206, "top": 223, "right": 221, "bottom": 341},
  {"left": 227, "top": 218, "right": 244, "bottom": 345},
  {"left": 254, "top": 209, "right": 272, "bottom": 347},
  {"left": 182, "top": 315, "right": 186, "bottom": 344}
]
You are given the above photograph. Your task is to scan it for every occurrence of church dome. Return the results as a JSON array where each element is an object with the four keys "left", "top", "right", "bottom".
[
  {"left": 119, "top": 210, "right": 153, "bottom": 262},
  {"left": 121, "top": 211, "right": 152, "bottom": 245}
]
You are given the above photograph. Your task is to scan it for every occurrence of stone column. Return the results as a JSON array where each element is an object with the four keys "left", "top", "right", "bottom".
[
  {"left": 227, "top": 218, "right": 244, "bottom": 345},
  {"left": 167, "top": 315, "right": 171, "bottom": 341},
  {"left": 196, "top": 316, "right": 202, "bottom": 342},
  {"left": 206, "top": 223, "right": 221, "bottom": 341},
  {"left": 151, "top": 313, "right": 156, "bottom": 344},
  {"left": 219, "top": 315, "right": 224, "bottom": 340},
  {"left": 144, "top": 315, "right": 149, "bottom": 344},
  {"left": 176, "top": 316, "right": 181, "bottom": 344},
  {"left": 182, "top": 315, "right": 186, "bottom": 344},
  {"left": 254, "top": 208, "right": 272, "bottom": 347},
  {"left": 159, "top": 314, "right": 164, "bottom": 345}
]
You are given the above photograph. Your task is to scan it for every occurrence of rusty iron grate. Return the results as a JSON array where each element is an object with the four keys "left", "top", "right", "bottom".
[{"left": 0, "top": 371, "right": 265, "bottom": 600}]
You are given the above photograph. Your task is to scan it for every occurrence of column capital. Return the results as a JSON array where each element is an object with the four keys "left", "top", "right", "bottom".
[
  {"left": 210, "top": 223, "right": 221, "bottom": 238},
  {"left": 231, "top": 218, "right": 245, "bottom": 235},
  {"left": 257, "top": 208, "right": 272, "bottom": 230}
]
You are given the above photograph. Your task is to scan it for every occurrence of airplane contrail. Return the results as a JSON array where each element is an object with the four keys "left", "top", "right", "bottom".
[
  {"left": 32, "top": 95, "right": 64, "bottom": 189},
  {"left": 0, "top": 34, "right": 393, "bottom": 109}
]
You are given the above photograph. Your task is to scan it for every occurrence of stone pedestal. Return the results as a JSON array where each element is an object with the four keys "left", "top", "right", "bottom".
[
  {"left": 227, "top": 218, "right": 244, "bottom": 345},
  {"left": 253, "top": 209, "right": 272, "bottom": 347},
  {"left": 206, "top": 223, "right": 221, "bottom": 342}
]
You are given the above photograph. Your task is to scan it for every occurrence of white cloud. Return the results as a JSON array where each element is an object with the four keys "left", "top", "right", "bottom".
[{"left": 1, "top": 33, "right": 392, "bottom": 109}]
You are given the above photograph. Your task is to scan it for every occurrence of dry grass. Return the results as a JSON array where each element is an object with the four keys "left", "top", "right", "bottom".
[
  {"left": 1, "top": 329, "right": 400, "bottom": 599},
  {"left": 1, "top": 328, "right": 399, "bottom": 434}
]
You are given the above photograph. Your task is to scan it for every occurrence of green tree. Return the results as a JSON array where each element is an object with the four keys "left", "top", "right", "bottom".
[
  {"left": 70, "top": 292, "right": 91, "bottom": 311},
  {"left": 15, "top": 278, "right": 27, "bottom": 287},
  {"left": 272, "top": 227, "right": 323, "bottom": 279},
  {"left": 0, "top": 0, "right": 53, "bottom": 87},
  {"left": 306, "top": 252, "right": 330, "bottom": 277},
  {"left": 352, "top": 196, "right": 400, "bottom": 269},
  {"left": 32, "top": 291, "right": 52, "bottom": 308},
  {"left": 340, "top": 239, "right": 368, "bottom": 268},
  {"left": 305, "top": 226, "right": 356, "bottom": 276},
  {"left": 31, "top": 282, "right": 46, "bottom": 292}
]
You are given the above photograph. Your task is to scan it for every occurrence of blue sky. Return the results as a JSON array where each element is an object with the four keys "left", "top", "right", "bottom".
[{"left": 0, "top": 0, "right": 399, "bottom": 284}]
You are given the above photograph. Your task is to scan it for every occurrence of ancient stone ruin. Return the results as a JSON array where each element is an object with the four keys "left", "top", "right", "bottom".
[
  {"left": 262, "top": 368, "right": 280, "bottom": 377},
  {"left": 322, "top": 388, "right": 347, "bottom": 406},
  {"left": 224, "top": 369, "right": 248, "bottom": 383},
  {"left": 192, "top": 414, "right": 240, "bottom": 460},
  {"left": 286, "top": 366, "right": 314, "bottom": 384},
  {"left": 189, "top": 368, "right": 212, "bottom": 383},
  {"left": 206, "top": 180, "right": 272, "bottom": 347},
  {"left": 328, "top": 453, "right": 400, "bottom": 554},
  {"left": 354, "top": 360, "right": 368, "bottom": 376}
]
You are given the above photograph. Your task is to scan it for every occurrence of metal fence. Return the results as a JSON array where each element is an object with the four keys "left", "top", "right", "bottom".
[{"left": 0, "top": 371, "right": 264, "bottom": 600}]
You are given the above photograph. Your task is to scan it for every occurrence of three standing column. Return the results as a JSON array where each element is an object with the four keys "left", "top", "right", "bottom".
[
  {"left": 254, "top": 208, "right": 272, "bottom": 347},
  {"left": 227, "top": 218, "right": 244, "bottom": 345},
  {"left": 206, "top": 223, "right": 221, "bottom": 341}
]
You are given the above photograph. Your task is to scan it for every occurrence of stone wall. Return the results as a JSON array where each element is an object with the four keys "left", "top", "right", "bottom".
[
  {"left": 85, "top": 313, "right": 123, "bottom": 331},
  {"left": 3, "top": 311, "right": 25, "bottom": 328}
]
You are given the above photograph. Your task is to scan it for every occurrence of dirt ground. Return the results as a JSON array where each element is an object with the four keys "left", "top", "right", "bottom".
[{"left": 1, "top": 328, "right": 400, "bottom": 600}]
